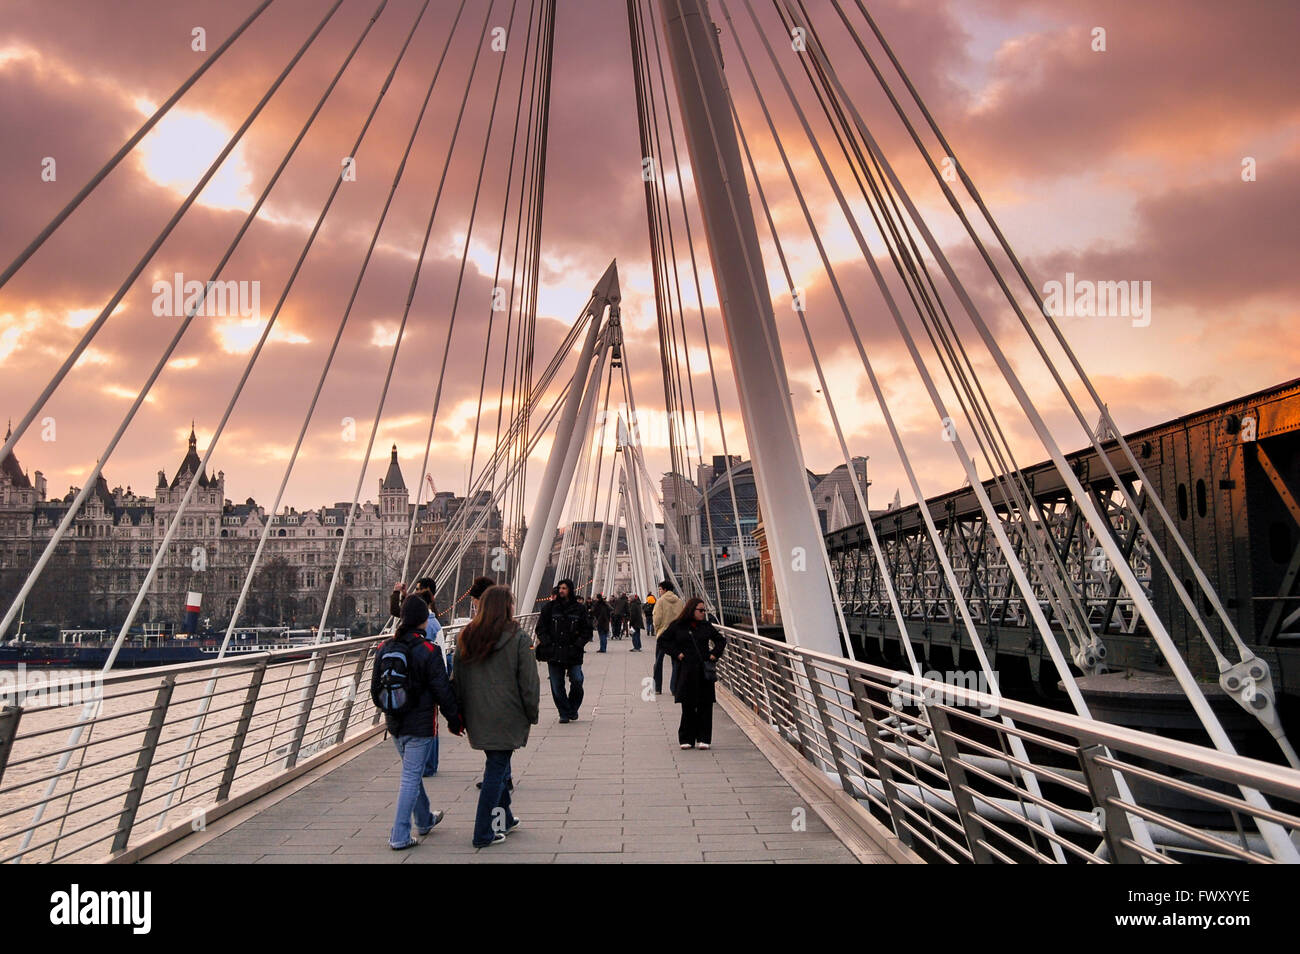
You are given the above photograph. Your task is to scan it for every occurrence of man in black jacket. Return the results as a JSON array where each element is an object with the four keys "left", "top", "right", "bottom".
[
  {"left": 610, "top": 593, "right": 628, "bottom": 641},
  {"left": 534, "top": 578, "right": 591, "bottom": 723},
  {"left": 371, "top": 596, "right": 462, "bottom": 849}
]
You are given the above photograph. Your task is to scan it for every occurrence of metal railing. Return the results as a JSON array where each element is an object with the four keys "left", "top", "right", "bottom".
[
  {"left": 715, "top": 625, "right": 1300, "bottom": 863},
  {"left": 0, "top": 613, "right": 537, "bottom": 863}
]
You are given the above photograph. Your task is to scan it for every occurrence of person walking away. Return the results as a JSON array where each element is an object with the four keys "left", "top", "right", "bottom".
[
  {"left": 592, "top": 593, "right": 612, "bottom": 652},
  {"left": 627, "top": 596, "right": 644, "bottom": 652},
  {"left": 534, "top": 578, "right": 591, "bottom": 722},
  {"left": 659, "top": 597, "right": 726, "bottom": 749},
  {"left": 391, "top": 577, "right": 446, "bottom": 777},
  {"left": 451, "top": 585, "right": 539, "bottom": 847},
  {"left": 610, "top": 593, "right": 627, "bottom": 640},
  {"left": 651, "top": 581, "right": 684, "bottom": 695},
  {"left": 371, "top": 595, "right": 462, "bottom": 849}
]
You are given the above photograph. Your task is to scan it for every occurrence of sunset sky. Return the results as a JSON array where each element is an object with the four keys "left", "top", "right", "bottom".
[{"left": 1, "top": 0, "right": 1296, "bottom": 524}]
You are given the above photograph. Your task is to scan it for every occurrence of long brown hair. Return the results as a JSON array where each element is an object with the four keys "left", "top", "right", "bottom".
[
  {"left": 674, "top": 596, "right": 707, "bottom": 628},
  {"left": 457, "top": 585, "right": 515, "bottom": 665}
]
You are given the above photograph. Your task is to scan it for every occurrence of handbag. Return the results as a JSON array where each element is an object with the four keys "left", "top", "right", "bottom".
[{"left": 690, "top": 631, "right": 718, "bottom": 684}]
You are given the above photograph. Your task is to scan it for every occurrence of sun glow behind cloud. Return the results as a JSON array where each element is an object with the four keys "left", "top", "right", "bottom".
[{"left": 134, "top": 100, "right": 255, "bottom": 212}]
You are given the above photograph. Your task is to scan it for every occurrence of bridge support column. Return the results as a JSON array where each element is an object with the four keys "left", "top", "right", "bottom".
[
  {"left": 516, "top": 263, "right": 618, "bottom": 607},
  {"left": 658, "top": 0, "right": 841, "bottom": 654}
]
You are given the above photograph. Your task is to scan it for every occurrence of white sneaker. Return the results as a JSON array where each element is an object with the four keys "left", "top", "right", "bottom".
[
  {"left": 698, "top": 743, "right": 710, "bottom": 750},
  {"left": 680, "top": 743, "right": 692, "bottom": 749}
]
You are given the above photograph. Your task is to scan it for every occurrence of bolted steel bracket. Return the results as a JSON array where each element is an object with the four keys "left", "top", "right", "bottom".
[
  {"left": 1219, "top": 652, "right": 1281, "bottom": 732},
  {"left": 1072, "top": 633, "right": 1108, "bottom": 675}
]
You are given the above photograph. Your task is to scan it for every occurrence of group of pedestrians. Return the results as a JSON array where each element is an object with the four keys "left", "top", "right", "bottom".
[
  {"left": 373, "top": 575, "right": 538, "bottom": 850},
  {"left": 586, "top": 590, "right": 647, "bottom": 652},
  {"left": 372, "top": 573, "right": 725, "bottom": 851}
]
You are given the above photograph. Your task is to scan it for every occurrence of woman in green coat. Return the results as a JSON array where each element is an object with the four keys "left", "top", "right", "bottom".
[{"left": 452, "top": 585, "right": 540, "bottom": 847}]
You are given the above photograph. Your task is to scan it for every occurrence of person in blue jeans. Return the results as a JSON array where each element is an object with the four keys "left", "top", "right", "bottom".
[
  {"left": 371, "top": 595, "right": 462, "bottom": 850},
  {"left": 391, "top": 577, "right": 448, "bottom": 778},
  {"left": 451, "top": 585, "right": 540, "bottom": 847},
  {"left": 548, "top": 662, "right": 584, "bottom": 721},
  {"left": 534, "top": 579, "right": 591, "bottom": 723}
]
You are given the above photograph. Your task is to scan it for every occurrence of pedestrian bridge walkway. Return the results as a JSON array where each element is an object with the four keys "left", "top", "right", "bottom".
[{"left": 155, "top": 640, "right": 876, "bottom": 864}]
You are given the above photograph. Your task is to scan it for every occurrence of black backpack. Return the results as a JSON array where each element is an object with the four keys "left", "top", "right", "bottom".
[{"left": 376, "top": 638, "right": 421, "bottom": 714}]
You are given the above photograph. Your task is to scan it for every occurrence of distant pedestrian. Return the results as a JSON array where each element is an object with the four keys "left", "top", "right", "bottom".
[
  {"left": 534, "top": 578, "right": 592, "bottom": 722},
  {"left": 591, "top": 594, "right": 612, "bottom": 652},
  {"left": 659, "top": 597, "right": 726, "bottom": 749},
  {"left": 651, "top": 580, "right": 684, "bottom": 695},
  {"left": 611, "top": 593, "right": 628, "bottom": 640},
  {"left": 627, "top": 597, "right": 644, "bottom": 652},
  {"left": 371, "top": 595, "right": 462, "bottom": 850},
  {"left": 452, "top": 585, "right": 539, "bottom": 848},
  {"left": 467, "top": 574, "right": 495, "bottom": 612},
  {"left": 459, "top": 575, "right": 496, "bottom": 673}
]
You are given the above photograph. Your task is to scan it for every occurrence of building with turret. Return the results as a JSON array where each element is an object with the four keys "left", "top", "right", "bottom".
[{"left": 0, "top": 431, "right": 503, "bottom": 635}]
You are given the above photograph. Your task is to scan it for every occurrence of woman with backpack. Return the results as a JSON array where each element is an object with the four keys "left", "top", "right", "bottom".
[
  {"left": 370, "top": 595, "right": 462, "bottom": 850},
  {"left": 658, "top": 597, "right": 726, "bottom": 750},
  {"left": 451, "top": 585, "right": 540, "bottom": 847}
]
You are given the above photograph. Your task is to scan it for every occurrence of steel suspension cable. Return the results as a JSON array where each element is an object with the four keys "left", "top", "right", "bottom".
[
  {"left": 161, "top": 0, "right": 439, "bottom": 820},
  {"left": 316, "top": 2, "right": 500, "bottom": 640},
  {"left": 9, "top": 0, "right": 358, "bottom": 858},
  {"left": 774, "top": 0, "right": 1094, "bottom": 659},
  {"left": 0, "top": 0, "right": 350, "bottom": 644},
  {"left": 0, "top": 0, "right": 344, "bottom": 476},
  {"left": 780, "top": 2, "right": 1298, "bottom": 805},
  {"left": 731, "top": 87, "right": 920, "bottom": 677},
  {"left": 835, "top": 0, "right": 1255, "bottom": 674},
  {"left": 0, "top": 0, "right": 275, "bottom": 296},
  {"left": 640, "top": 0, "right": 758, "bottom": 624},
  {"left": 217, "top": 0, "right": 450, "bottom": 652}
]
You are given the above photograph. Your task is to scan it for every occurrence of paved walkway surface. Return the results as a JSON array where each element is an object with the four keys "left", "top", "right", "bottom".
[{"left": 178, "top": 636, "right": 860, "bottom": 863}]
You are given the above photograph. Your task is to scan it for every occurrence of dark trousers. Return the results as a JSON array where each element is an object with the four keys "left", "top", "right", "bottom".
[
  {"left": 473, "top": 750, "right": 517, "bottom": 846},
  {"left": 678, "top": 698, "right": 713, "bottom": 746},
  {"left": 630, "top": 625, "right": 642, "bottom": 651},
  {"left": 547, "top": 662, "right": 584, "bottom": 719},
  {"left": 653, "top": 641, "right": 678, "bottom": 694}
]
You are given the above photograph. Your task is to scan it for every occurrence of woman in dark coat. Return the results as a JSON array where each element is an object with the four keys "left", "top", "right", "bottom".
[{"left": 659, "top": 597, "right": 726, "bottom": 749}]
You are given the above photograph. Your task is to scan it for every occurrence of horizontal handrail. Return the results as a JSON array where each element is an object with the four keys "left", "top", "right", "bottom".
[
  {"left": 0, "top": 613, "right": 538, "bottom": 863},
  {"left": 714, "top": 623, "right": 1300, "bottom": 864}
]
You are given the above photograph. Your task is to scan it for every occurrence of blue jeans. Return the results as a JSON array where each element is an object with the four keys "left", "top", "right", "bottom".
[
  {"left": 390, "top": 735, "right": 434, "bottom": 847},
  {"left": 547, "top": 662, "right": 584, "bottom": 719},
  {"left": 630, "top": 626, "right": 642, "bottom": 651},
  {"left": 598, "top": 628, "right": 609, "bottom": 652},
  {"left": 422, "top": 730, "right": 439, "bottom": 776},
  {"left": 474, "top": 750, "right": 517, "bottom": 846}
]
